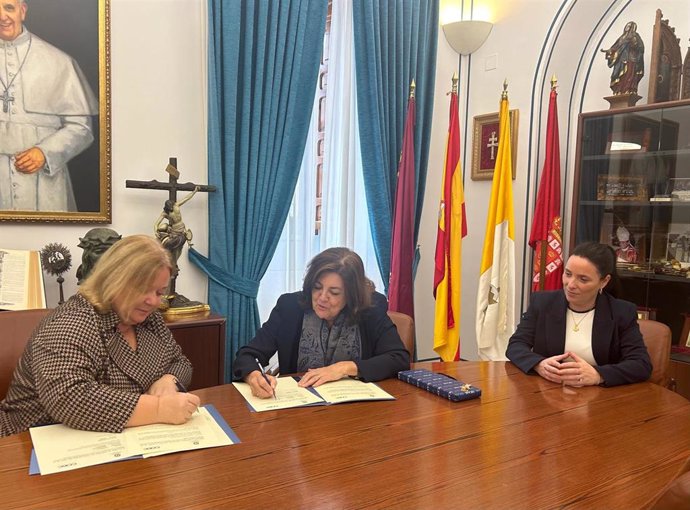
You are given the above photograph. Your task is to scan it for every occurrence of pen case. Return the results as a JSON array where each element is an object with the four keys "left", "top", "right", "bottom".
[{"left": 398, "top": 369, "right": 481, "bottom": 402}]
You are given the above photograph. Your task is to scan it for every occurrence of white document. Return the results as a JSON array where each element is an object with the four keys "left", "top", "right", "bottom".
[
  {"left": 0, "top": 249, "right": 46, "bottom": 309},
  {"left": 30, "top": 406, "right": 234, "bottom": 475},
  {"left": 233, "top": 376, "right": 394, "bottom": 412},
  {"left": 232, "top": 376, "right": 323, "bottom": 412},
  {"left": 0, "top": 249, "right": 29, "bottom": 308},
  {"left": 310, "top": 378, "right": 395, "bottom": 404},
  {"left": 29, "top": 426, "right": 131, "bottom": 475}
]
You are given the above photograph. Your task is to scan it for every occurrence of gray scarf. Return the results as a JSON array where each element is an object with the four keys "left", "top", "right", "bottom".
[{"left": 297, "top": 310, "right": 362, "bottom": 372}]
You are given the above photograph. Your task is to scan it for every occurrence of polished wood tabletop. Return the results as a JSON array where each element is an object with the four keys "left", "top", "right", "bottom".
[{"left": 1, "top": 361, "right": 689, "bottom": 509}]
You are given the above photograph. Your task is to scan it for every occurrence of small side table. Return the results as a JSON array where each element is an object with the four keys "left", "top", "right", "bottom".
[{"left": 165, "top": 314, "right": 226, "bottom": 390}]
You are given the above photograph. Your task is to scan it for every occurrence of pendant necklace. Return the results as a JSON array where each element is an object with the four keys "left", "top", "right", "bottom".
[
  {"left": 0, "top": 34, "right": 32, "bottom": 114},
  {"left": 570, "top": 309, "right": 593, "bottom": 332}
]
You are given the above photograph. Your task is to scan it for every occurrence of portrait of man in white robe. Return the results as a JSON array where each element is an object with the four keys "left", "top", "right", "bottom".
[{"left": 0, "top": 0, "right": 98, "bottom": 213}]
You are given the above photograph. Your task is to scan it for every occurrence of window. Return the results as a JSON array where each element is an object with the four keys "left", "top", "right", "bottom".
[{"left": 257, "top": 0, "right": 384, "bottom": 320}]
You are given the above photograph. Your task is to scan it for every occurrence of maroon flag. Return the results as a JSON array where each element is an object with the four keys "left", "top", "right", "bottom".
[
  {"left": 529, "top": 81, "right": 563, "bottom": 291},
  {"left": 388, "top": 83, "right": 416, "bottom": 318}
]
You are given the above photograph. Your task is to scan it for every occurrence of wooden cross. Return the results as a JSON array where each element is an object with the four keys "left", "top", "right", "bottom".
[
  {"left": 126, "top": 157, "right": 216, "bottom": 299},
  {"left": 125, "top": 157, "right": 216, "bottom": 202}
]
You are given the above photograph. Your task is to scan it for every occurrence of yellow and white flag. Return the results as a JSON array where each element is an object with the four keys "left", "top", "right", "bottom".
[{"left": 475, "top": 87, "right": 515, "bottom": 360}]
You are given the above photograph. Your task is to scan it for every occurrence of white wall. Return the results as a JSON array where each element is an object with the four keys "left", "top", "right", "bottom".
[
  {"left": 3, "top": 0, "right": 686, "bottom": 364},
  {"left": 414, "top": 0, "right": 689, "bottom": 361},
  {"left": 1, "top": 0, "right": 209, "bottom": 307}
]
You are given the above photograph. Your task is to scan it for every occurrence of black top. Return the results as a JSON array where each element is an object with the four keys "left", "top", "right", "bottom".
[
  {"left": 506, "top": 290, "right": 652, "bottom": 387},
  {"left": 233, "top": 291, "right": 410, "bottom": 382}
]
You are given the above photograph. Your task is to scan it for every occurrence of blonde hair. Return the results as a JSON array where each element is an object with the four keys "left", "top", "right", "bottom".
[{"left": 79, "top": 235, "right": 173, "bottom": 315}]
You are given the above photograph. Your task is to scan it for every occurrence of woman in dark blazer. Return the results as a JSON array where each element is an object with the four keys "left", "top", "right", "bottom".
[
  {"left": 234, "top": 247, "right": 410, "bottom": 398},
  {"left": 506, "top": 242, "right": 651, "bottom": 387}
]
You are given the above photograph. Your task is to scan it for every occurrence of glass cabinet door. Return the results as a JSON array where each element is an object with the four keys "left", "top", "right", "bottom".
[{"left": 571, "top": 100, "right": 690, "bottom": 343}]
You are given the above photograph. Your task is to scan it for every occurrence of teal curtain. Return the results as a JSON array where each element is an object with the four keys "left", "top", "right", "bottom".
[
  {"left": 353, "top": 0, "right": 438, "bottom": 291},
  {"left": 190, "top": 0, "right": 327, "bottom": 381}
]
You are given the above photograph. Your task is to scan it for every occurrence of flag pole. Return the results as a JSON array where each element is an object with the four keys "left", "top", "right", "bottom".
[{"left": 537, "top": 75, "right": 558, "bottom": 292}]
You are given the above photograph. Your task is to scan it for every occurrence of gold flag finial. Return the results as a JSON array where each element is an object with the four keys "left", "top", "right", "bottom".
[
  {"left": 452, "top": 72, "right": 458, "bottom": 94},
  {"left": 501, "top": 78, "right": 509, "bottom": 99},
  {"left": 409, "top": 79, "right": 416, "bottom": 99},
  {"left": 551, "top": 74, "right": 558, "bottom": 90}
]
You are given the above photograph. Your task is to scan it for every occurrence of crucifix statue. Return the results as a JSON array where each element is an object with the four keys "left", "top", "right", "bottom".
[{"left": 126, "top": 157, "right": 216, "bottom": 315}]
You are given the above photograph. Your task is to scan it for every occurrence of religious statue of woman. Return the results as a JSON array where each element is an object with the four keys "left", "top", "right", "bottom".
[
  {"left": 601, "top": 21, "right": 645, "bottom": 95},
  {"left": 154, "top": 186, "right": 200, "bottom": 278}
]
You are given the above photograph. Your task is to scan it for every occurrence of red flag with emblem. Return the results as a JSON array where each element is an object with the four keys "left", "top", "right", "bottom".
[{"left": 529, "top": 82, "right": 563, "bottom": 291}]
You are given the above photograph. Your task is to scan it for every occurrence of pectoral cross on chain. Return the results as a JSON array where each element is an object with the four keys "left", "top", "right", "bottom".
[{"left": 0, "top": 89, "right": 14, "bottom": 113}]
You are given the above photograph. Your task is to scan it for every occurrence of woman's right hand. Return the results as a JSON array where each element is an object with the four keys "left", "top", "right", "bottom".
[
  {"left": 535, "top": 353, "right": 574, "bottom": 384},
  {"left": 157, "top": 392, "right": 201, "bottom": 424},
  {"left": 245, "top": 370, "right": 277, "bottom": 399}
]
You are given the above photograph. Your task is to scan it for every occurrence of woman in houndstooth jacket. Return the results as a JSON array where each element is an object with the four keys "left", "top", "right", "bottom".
[{"left": 0, "top": 235, "right": 200, "bottom": 437}]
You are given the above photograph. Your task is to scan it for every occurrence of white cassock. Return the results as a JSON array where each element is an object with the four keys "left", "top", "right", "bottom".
[{"left": 0, "top": 28, "right": 98, "bottom": 212}]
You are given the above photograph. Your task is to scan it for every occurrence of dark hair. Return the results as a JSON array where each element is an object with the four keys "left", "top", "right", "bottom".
[
  {"left": 301, "top": 247, "right": 374, "bottom": 322},
  {"left": 570, "top": 242, "right": 620, "bottom": 297}
]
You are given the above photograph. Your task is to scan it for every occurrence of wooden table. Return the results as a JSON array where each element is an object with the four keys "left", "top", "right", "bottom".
[{"left": 1, "top": 361, "right": 689, "bottom": 509}]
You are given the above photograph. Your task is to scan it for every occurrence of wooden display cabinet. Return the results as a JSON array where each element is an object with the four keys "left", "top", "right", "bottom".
[
  {"left": 166, "top": 314, "right": 226, "bottom": 390},
  {"left": 571, "top": 100, "right": 690, "bottom": 396},
  {"left": 571, "top": 100, "right": 690, "bottom": 343}
]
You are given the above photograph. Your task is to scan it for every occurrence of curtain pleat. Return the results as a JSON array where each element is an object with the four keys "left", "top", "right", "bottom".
[
  {"left": 353, "top": 0, "right": 438, "bottom": 290},
  {"left": 191, "top": 0, "right": 327, "bottom": 380}
]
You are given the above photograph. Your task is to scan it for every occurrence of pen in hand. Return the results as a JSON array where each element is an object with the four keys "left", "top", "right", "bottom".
[
  {"left": 174, "top": 378, "right": 188, "bottom": 393},
  {"left": 255, "top": 358, "right": 277, "bottom": 400},
  {"left": 173, "top": 378, "right": 200, "bottom": 415}
]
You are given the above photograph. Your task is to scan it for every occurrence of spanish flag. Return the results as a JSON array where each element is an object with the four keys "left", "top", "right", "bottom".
[
  {"left": 476, "top": 82, "right": 515, "bottom": 361},
  {"left": 433, "top": 75, "right": 467, "bottom": 361}
]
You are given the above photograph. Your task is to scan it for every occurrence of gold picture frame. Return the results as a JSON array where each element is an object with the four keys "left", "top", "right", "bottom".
[
  {"left": 471, "top": 109, "right": 518, "bottom": 181},
  {"left": 0, "top": 0, "right": 111, "bottom": 223},
  {"left": 596, "top": 175, "right": 647, "bottom": 201}
]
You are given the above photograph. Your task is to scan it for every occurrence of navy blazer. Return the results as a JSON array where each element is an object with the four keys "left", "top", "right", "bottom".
[
  {"left": 506, "top": 290, "right": 652, "bottom": 386},
  {"left": 233, "top": 291, "right": 410, "bottom": 382}
]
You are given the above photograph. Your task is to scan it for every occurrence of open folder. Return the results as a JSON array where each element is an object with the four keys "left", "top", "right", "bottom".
[
  {"left": 29, "top": 404, "right": 239, "bottom": 475},
  {"left": 232, "top": 376, "right": 395, "bottom": 412}
]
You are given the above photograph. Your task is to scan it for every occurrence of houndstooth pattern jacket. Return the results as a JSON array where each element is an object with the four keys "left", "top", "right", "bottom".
[{"left": 0, "top": 294, "right": 192, "bottom": 437}]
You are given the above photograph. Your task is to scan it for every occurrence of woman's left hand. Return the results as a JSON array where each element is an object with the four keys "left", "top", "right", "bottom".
[
  {"left": 559, "top": 352, "right": 603, "bottom": 387},
  {"left": 147, "top": 374, "right": 179, "bottom": 396},
  {"left": 298, "top": 361, "right": 358, "bottom": 388}
]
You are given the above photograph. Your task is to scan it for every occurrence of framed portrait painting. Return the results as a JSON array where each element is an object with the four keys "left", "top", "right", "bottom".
[
  {"left": 0, "top": 0, "right": 111, "bottom": 223},
  {"left": 471, "top": 109, "right": 518, "bottom": 181}
]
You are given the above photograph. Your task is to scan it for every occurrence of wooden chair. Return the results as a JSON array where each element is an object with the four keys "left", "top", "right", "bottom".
[
  {"left": 638, "top": 319, "right": 673, "bottom": 389},
  {"left": 387, "top": 311, "right": 415, "bottom": 361},
  {"left": 0, "top": 309, "right": 51, "bottom": 400},
  {"left": 646, "top": 455, "right": 690, "bottom": 509}
]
